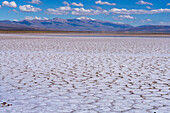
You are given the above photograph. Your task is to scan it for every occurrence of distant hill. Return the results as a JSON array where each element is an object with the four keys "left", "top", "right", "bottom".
[
  {"left": 0, "top": 20, "right": 49, "bottom": 31},
  {"left": 0, "top": 18, "right": 170, "bottom": 33},
  {"left": 119, "top": 25, "right": 170, "bottom": 33}
]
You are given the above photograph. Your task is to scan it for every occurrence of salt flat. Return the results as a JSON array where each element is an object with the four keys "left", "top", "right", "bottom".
[{"left": 0, "top": 35, "right": 170, "bottom": 113}]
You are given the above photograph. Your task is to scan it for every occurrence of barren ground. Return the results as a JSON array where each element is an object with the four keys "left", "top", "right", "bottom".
[{"left": 0, "top": 35, "right": 170, "bottom": 113}]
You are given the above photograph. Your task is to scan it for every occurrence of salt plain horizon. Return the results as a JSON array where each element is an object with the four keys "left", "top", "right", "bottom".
[
  {"left": 0, "top": 34, "right": 170, "bottom": 113},
  {"left": 0, "top": 34, "right": 170, "bottom": 39}
]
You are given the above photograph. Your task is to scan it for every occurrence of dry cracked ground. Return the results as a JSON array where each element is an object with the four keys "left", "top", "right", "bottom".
[{"left": 0, "top": 35, "right": 170, "bottom": 113}]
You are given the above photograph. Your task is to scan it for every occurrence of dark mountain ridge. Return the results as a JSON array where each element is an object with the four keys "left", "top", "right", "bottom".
[
  {"left": 0, "top": 17, "right": 133, "bottom": 31},
  {"left": 0, "top": 17, "right": 170, "bottom": 33}
]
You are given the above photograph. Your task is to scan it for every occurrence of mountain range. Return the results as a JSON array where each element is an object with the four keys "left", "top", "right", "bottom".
[{"left": 0, "top": 17, "right": 170, "bottom": 33}]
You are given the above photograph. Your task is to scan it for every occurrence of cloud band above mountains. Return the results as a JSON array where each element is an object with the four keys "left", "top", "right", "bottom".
[{"left": 46, "top": 6, "right": 170, "bottom": 16}]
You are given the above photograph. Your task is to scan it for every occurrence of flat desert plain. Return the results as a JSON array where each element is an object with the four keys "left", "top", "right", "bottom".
[{"left": 0, "top": 34, "right": 170, "bottom": 113}]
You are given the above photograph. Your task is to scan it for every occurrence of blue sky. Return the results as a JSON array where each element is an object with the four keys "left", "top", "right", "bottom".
[{"left": 0, "top": 0, "right": 170, "bottom": 26}]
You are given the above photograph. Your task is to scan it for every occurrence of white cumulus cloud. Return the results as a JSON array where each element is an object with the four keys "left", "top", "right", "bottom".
[
  {"left": 28, "top": 0, "right": 42, "bottom": 4},
  {"left": 25, "top": 16, "right": 48, "bottom": 20},
  {"left": 112, "top": 15, "right": 135, "bottom": 20},
  {"left": 46, "top": 6, "right": 108, "bottom": 16},
  {"left": 8, "top": 9, "right": 18, "bottom": 13},
  {"left": 146, "top": 6, "right": 151, "bottom": 9},
  {"left": 140, "top": 19, "right": 152, "bottom": 23},
  {"left": 19, "top": 5, "right": 42, "bottom": 12},
  {"left": 25, "top": 16, "right": 41, "bottom": 20},
  {"left": 71, "top": 8, "right": 107, "bottom": 15},
  {"left": 71, "top": 2, "right": 84, "bottom": 7},
  {"left": 62, "top": 2, "right": 84, "bottom": 7},
  {"left": 46, "top": 6, "right": 71, "bottom": 15},
  {"left": 109, "top": 8, "right": 170, "bottom": 14},
  {"left": 95, "top": 0, "right": 116, "bottom": 6},
  {"left": 2, "top": 1, "right": 17, "bottom": 8},
  {"left": 167, "top": 3, "right": 170, "bottom": 6},
  {"left": 12, "top": 9, "right": 18, "bottom": 13},
  {"left": 77, "top": 17, "right": 95, "bottom": 20},
  {"left": 63, "top": 1, "right": 69, "bottom": 6},
  {"left": 136, "top": 0, "right": 153, "bottom": 6},
  {"left": 118, "top": 15, "right": 135, "bottom": 19}
]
